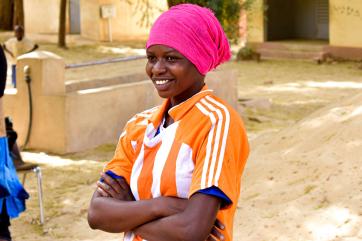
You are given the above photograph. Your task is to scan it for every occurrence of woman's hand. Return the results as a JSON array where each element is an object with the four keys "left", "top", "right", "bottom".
[
  {"left": 206, "top": 219, "right": 225, "bottom": 241},
  {"left": 97, "top": 172, "right": 134, "bottom": 201}
]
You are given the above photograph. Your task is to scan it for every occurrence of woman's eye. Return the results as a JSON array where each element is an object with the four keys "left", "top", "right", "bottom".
[
  {"left": 147, "top": 56, "right": 156, "bottom": 62},
  {"left": 166, "top": 56, "right": 177, "bottom": 62}
]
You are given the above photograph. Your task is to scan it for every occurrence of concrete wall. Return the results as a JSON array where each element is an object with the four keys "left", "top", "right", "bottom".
[
  {"left": 79, "top": 0, "right": 101, "bottom": 40},
  {"left": 246, "top": 0, "right": 265, "bottom": 43},
  {"left": 3, "top": 52, "right": 67, "bottom": 153},
  {"left": 3, "top": 51, "right": 238, "bottom": 154},
  {"left": 81, "top": 0, "right": 168, "bottom": 41},
  {"left": 24, "top": 0, "right": 62, "bottom": 34},
  {"left": 65, "top": 81, "right": 161, "bottom": 152},
  {"left": 330, "top": 0, "right": 362, "bottom": 48}
]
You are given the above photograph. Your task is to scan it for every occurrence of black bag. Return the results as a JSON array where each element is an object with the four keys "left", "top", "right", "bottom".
[
  {"left": 5, "top": 117, "right": 17, "bottom": 153},
  {"left": 0, "top": 46, "right": 8, "bottom": 98},
  {"left": 0, "top": 46, "right": 7, "bottom": 97}
]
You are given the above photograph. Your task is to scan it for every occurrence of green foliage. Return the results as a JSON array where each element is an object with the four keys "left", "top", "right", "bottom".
[
  {"left": 167, "top": 0, "right": 254, "bottom": 43},
  {"left": 236, "top": 46, "right": 260, "bottom": 61},
  {"left": 130, "top": 0, "right": 164, "bottom": 27}
]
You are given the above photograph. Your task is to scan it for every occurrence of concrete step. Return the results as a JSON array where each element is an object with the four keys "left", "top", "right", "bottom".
[
  {"left": 256, "top": 41, "right": 327, "bottom": 60},
  {"left": 258, "top": 48, "right": 322, "bottom": 60},
  {"left": 259, "top": 42, "right": 325, "bottom": 51}
]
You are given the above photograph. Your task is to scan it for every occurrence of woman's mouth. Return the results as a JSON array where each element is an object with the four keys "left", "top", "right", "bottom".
[
  {"left": 153, "top": 79, "right": 174, "bottom": 91},
  {"left": 155, "top": 79, "right": 170, "bottom": 85}
]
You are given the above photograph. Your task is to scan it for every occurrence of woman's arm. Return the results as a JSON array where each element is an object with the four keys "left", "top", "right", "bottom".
[
  {"left": 88, "top": 173, "right": 188, "bottom": 233},
  {"left": 134, "top": 193, "right": 222, "bottom": 241},
  {"left": 88, "top": 191, "right": 188, "bottom": 233}
]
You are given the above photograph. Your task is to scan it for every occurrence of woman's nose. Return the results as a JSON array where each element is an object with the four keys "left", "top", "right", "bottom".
[{"left": 152, "top": 59, "right": 166, "bottom": 75}]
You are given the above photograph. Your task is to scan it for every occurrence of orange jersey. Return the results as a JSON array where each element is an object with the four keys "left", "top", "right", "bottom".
[{"left": 104, "top": 86, "right": 249, "bottom": 241}]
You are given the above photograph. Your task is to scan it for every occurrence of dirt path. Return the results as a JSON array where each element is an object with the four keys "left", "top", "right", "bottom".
[
  {"left": 10, "top": 146, "right": 121, "bottom": 241},
  {"left": 235, "top": 93, "right": 362, "bottom": 241}
]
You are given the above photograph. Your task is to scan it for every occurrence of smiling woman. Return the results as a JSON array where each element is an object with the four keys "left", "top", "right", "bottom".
[
  {"left": 88, "top": 4, "right": 249, "bottom": 241},
  {"left": 146, "top": 45, "right": 204, "bottom": 107}
]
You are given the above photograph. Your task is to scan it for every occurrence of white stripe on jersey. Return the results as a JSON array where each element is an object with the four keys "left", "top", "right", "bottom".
[
  {"left": 175, "top": 143, "right": 194, "bottom": 198},
  {"left": 206, "top": 96, "right": 230, "bottom": 186},
  {"left": 124, "top": 231, "right": 135, "bottom": 241},
  {"left": 131, "top": 140, "right": 137, "bottom": 151},
  {"left": 200, "top": 98, "right": 224, "bottom": 187},
  {"left": 130, "top": 145, "right": 145, "bottom": 200},
  {"left": 151, "top": 122, "right": 180, "bottom": 198},
  {"left": 195, "top": 102, "right": 216, "bottom": 189}
]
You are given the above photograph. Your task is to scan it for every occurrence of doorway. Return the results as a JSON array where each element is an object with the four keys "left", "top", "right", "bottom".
[
  {"left": 69, "top": 0, "right": 81, "bottom": 34},
  {"left": 266, "top": 0, "right": 329, "bottom": 41}
]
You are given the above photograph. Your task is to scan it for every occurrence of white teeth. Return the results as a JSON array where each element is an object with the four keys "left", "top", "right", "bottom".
[{"left": 155, "top": 79, "right": 170, "bottom": 85}]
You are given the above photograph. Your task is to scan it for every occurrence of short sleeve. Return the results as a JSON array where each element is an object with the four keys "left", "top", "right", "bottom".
[
  {"left": 103, "top": 109, "right": 157, "bottom": 185},
  {"left": 198, "top": 186, "right": 232, "bottom": 209},
  {"left": 103, "top": 130, "right": 135, "bottom": 185},
  {"left": 189, "top": 113, "right": 249, "bottom": 208},
  {"left": 23, "top": 38, "right": 36, "bottom": 53}
]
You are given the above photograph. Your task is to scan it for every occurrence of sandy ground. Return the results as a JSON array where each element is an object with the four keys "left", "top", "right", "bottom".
[
  {"left": 236, "top": 93, "right": 362, "bottom": 241},
  {"left": 2, "top": 32, "right": 362, "bottom": 240}
]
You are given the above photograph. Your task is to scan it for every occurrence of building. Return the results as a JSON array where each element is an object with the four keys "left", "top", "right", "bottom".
[
  {"left": 23, "top": 0, "right": 167, "bottom": 41},
  {"left": 247, "top": 0, "right": 362, "bottom": 60}
]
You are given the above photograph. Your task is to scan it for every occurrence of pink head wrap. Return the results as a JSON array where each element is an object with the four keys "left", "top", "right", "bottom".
[{"left": 146, "top": 4, "right": 231, "bottom": 75}]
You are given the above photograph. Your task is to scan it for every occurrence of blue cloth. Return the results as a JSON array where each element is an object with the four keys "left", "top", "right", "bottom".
[
  {"left": 155, "top": 126, "right": 161, "bottom": 136},
  {"left": 198, "top": 186, "right": 232, "bottom": 209},
  {"left": 101, "top": 170, "right": 123, "bottom": 181},
  {"left": 0, "top": 137, "right": 29, "bottom": 218},
  {"left": 11, "top": 65, "right": 16, "bottom": 88}
]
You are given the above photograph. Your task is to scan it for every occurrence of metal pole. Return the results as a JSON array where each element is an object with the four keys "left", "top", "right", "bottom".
[{"left": 34, "top": 167, "right": 44, "bottom": 224}]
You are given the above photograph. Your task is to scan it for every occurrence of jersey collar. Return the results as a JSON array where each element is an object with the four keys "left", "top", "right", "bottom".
[{"left": 150, "top": 85, "right": 213, "bottom": 126}]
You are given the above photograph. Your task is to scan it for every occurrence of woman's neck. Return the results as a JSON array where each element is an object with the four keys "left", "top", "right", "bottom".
[{"left": 169, "top": 82, "right": 205, "bottom": 108}]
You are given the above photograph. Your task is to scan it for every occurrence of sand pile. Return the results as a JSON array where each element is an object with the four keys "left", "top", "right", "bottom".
[{"left": 235, "top": 93, "right": 362, "bottom": 241}]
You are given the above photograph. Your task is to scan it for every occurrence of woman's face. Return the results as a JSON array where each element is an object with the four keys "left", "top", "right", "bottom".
[{"left": 146, "top": 45, "right": 205, "bottom": 107}]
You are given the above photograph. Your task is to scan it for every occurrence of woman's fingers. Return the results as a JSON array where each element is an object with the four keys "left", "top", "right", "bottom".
[
  {"left": 210, "top": 226, "right": 224, "bottom": 240},
  {"left": 97, "top": 180, "right": 117, "bottom": 197},
  {"left": 98, "top": 173, "right": 135, "bottom": 200},
  {"left": 96, "top": 186, "right": 110, "bottom": 197},
  {"left": 209, "top": 220, "right": 225, "bottom": 241},
  {"left": 214, "top": 219, "right": 225, "bottom": 230},
  {"left": 116, "top": 177, "right": 130, "bottom": 191},
  {"left": 101, "top": 172, "right": 122, "bottom": 194},
  {"left": 117, "top": 178, "right": 135, "bottom": 201},
  {"left": 206, "top": 234, "right": 217, "bottom": 241}
]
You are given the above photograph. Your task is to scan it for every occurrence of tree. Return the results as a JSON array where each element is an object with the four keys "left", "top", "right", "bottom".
[
  {"left": 13, "top": 0, "right": 24, "bottom": 27},
  {"left": 0, "top": 0, "right": 25, "bottom": 31},
  {"left": 128, "top": 0, "right": 162, "bottom": 27},
  {"left": 129, "top": 0, "right": 254, "bottom": 42},
  {"left": 0, "top": 0, "right": 14, "bottom": 30},
  {"left": 58, "top": 0, "right": 67, "bottom": 48},
  {"left": 167, "top": 0, "right": 254, "bottom": 43}
]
